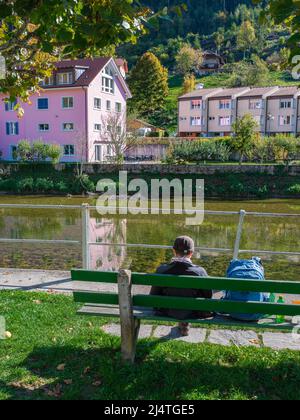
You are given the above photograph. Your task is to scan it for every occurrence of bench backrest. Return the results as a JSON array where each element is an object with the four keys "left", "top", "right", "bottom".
[{"left": 72, "top": 270, "right": 300, "bottom": 318}]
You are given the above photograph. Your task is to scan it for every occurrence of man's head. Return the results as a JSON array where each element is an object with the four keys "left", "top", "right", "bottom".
[{"left": 173, "top": 236, "right": 195, "bottom": 258}]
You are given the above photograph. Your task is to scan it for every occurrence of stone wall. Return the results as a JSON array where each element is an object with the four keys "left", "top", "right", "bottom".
[{"left": 1, "top": 162, "right": 300, "bottom": 176}]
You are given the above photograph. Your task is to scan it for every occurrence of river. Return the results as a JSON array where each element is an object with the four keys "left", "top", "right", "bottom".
[{"left": 0, "top": 196, "right": 299, "bottom": 281}]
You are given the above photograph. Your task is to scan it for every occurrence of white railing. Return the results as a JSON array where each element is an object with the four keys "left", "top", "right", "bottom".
[{"left": 0, "top": 204, "right": 300, "bottom": 269}]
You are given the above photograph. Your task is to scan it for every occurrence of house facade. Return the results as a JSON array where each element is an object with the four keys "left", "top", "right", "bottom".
[
  {"left": 198, "top": 51, "right": 225, "bottom": 76},
  {"left": 178, "top": 86, "right": 300, "bottom": 137},
  {"left": 1, "top": 57, "right": 132, "bottom": 162}
]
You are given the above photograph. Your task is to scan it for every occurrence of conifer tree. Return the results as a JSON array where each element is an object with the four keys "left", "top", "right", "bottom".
[{"left": 128, "top": 52, "right": 169, "bottom": 117}]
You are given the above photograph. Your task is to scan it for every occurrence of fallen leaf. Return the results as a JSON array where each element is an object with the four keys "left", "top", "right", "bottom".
[
  {"left": 249, "top": 339, "right": 260, "bottom": 345},
  {"left": 92, "top": 380, "right": 102, "bottom": 387},
  {"left": 45, "top": 384, "right": 62, "bottom": 398},
  {"left": 56, "top": 364, "right": 66, "bottom": 372},
  {"left": 5, "top": 331, "right": 12, "bottom": 339},
  {"left": 64, "top": 379, "right": 73, "bottom": 385},
  {"left": 83, "top": 367, "right": 91, "bottom": 375},
  {"left": 33, "top": 300, "right": 42, "bottom": 305},
  {"left": 87, "top": 322, "right": 93, "bottom": 328}
]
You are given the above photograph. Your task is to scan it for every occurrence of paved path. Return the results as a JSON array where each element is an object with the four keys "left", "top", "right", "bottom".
[{"left": 102, "top": 323, "right": 300, "bottom": 351}]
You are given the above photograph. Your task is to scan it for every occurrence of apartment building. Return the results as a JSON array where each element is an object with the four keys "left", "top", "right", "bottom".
[
  {"left": 1, "top": 57, "right": 132, "bottom": 162},
  {"left": 178, "top": 86, "right": 300, "bottom": 137}
]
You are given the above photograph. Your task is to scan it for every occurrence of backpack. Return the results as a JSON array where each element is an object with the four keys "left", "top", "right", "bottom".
[{"left": 223, "top": 257, "right": 269, "bottom": 322}]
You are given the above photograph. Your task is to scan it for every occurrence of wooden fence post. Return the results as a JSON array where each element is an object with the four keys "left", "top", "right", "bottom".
[{"left": 118, "top": 269, "right": 140, "bottom": 363}]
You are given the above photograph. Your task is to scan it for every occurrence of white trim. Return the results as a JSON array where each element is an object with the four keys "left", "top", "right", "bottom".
[
  {"left": 38, "top": 123, "right": 50, "bottom": 132},
  {"left": 62, "top": 96, "right": 74, "bottom": 109},
  {"left": 37, "top": 97, "right": 49, "bottom": 110},
  {"left": 62, "top": 122, "right": 75, "bottom": 132}
]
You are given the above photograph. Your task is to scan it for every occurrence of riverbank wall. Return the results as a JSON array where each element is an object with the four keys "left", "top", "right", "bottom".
[{"left": 0, "top": 163, "right": 300, "bottom": 199}]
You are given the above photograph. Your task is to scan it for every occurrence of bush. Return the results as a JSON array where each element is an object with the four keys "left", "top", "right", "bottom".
[
  {"left": 14, "top": 140, "right": 62, "bottom": 164},
  {"left": 35, "top": 178, "right": 54, "bottom": 192},
  {"left": 287, "top": 184, "right": 300, "bottom": 195},
  {"left": 165, "top": 139, "right": 231, "bottom": 164},
  {"left": 17, "top": 177, "right": 34, "bottom": 192},
  {"left": 55, "top": 181, "right": 69, "bottom": 193}
]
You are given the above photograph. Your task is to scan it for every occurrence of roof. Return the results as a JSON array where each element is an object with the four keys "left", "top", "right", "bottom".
[
  {"left": 203, "top": 50, "right": 225, "bottom": 65},
  {"left": 209, "top": 87, "right": 250, "bottom": 98},
  {"left": 179, "top": 88, "right": 221, "bottom": 100},
  {"left": 51, "top": 57, "right": 111, "bottom": 88},
  {"left": 239, "top": 87, "right": 279, "bottom": 98},
  {"left": 269, "top": 86, "right": 300, "bottom": 98},
  {"left": 44, "top": 57, "right": 132, "bottom": 98}
]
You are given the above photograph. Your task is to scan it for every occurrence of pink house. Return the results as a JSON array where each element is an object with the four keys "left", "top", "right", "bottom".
[{"left": 0, "top": 57, "right": 132, "bottom": 162}]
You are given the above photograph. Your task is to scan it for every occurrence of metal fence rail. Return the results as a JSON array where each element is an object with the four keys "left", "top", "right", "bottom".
[{"left": 0, "top": 204, "right": 300, "bottom": 269}]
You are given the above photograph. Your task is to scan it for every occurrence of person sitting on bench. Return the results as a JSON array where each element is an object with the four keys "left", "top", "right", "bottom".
[{"left": 150, "top": 236, "right": 213, "bottom": 336}]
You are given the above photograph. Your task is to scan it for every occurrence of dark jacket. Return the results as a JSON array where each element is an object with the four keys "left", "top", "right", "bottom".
[{"left": 150, "top": 260, "right": 213, "bottom": 320}]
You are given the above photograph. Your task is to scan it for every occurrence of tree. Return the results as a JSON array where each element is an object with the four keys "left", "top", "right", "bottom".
[
  {"left": 181, "top": 74, "right": 196, "bottom": 95},
  {"left": 101, "top": 112, "right": 138, "bottom": 164},
  {"left": 236, "top": 20, "right": 256, "bottom": 59},
  {"left": 214, "top": 28, "right": 225, "bottom": 54},
  {"left": 128, "top": 52, "right": 169, "bottom": 117},
  {"left": 0, "top": 1, "right": 185, "bottom": 107},
  {"left": 232, "top": 114, "right": 258, "bottom": 164},
  {"left": 227, "top": 55, "right": 270, "bottom": 87},
  {"left": 254, "top": 0, "right": 299, "bottom": 61},
  {"left": 175, "top": 44, "right": 203, "bottom": 75},
  {"left": 14, "top": 140, "right": 61, "bottom": 163}
]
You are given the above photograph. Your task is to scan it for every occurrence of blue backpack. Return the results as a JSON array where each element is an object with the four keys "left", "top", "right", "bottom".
[{"left": 223, "top": 257, "right": 269, "bottom": 322}]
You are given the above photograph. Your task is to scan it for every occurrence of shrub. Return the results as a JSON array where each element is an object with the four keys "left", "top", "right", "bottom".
[
  {"left": 55, "top": 181, "right": 69, "bottom": 193},
  {"left": 17, "top": 177, "right": 34, "bottom": 192},
  {"left": 287, "top": 184, "right": 300, "bottom": 195},
  {"left": 164, "top": 139, "right": 231, "bottom": 164},
  {"left": 14, "top": 140, "right": 62, "bottom": 164},
  {"left": 35, "top": 178, "right": 54, "bottom": 192}
]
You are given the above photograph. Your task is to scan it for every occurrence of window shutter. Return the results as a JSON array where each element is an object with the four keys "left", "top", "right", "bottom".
[
  {"left": 16, "top": 123, "right": 19, "bottom": 135},
  {"left": 5, "top": 103, "right": 9, "bottom": 111},
  {"left": 6, "top": 122, "right": 10, "bottom": 135}
]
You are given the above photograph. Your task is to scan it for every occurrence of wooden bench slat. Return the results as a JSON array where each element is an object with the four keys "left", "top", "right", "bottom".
[
  {"left": 77, "top": 304, "right": 296, "bottom": 331},
  {"left": 74, "top": 291, "right": 119, "bottom": 305},
  {"left": 71, "top": 270, "right": 300, "bottom": 295},
  {"left": 72, "top": 270, "right": 118, "bottom": 283},
  {"left": 133, "top": 295, "right": 300, "bottom": 317},
  {"left": 74, "top": 291, "right": 300, "bottom": 317},
  {"left": 132, "top": 274, "right": 300, "bottom": 294}
]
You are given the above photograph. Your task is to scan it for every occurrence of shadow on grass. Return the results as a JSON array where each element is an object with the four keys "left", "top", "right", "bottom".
[{"left": 2, "top": 338, "right": 300, "bottom": 400}]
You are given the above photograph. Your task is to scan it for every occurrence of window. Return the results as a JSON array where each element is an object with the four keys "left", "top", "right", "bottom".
[
  {"left": 94, "top": 124, "right": 101, "bottom": 132},
  {"left": 117, "top": 125, "right": 122, "bottom": 135},
  {"left": 39, "top": 123, "right": 50, "bottom": 132},
  {"left": 6, "top": 122, "right": 19, "bottom": 135},
  {"left": 219, "top": 100, "right": 231, "bottom": 110},
  {"left": 115, "top": 102, "right": 122, "bottom": 113},
  {"left": 64, "top": 145, "right": 75, "bottom": 156},
  {"left": 249, "top": 100, "right": 262, "bottom": 110},
  {"left": 279, "top": 115, "right": 291, "bottom": 126},
  {"left": 102, "top": 76, "right": 114, "bottom": 94},
  {"left": 95, "top": 145, "right": 102, "bottom": 162},
  {"left": 191, "top": 100, "right": 202, "bottom": 110},
  {"left": 62, "top": 123, "right": 74, "bottom": 132},
  {"left": 106, "top": 100, "right": 111, "bottom": 111},
  {"left": 37, "top": 98, "right": 49, "bottom": 110},
  {"left": 190, "top": 117, "right": 202, "bottom": 126},
  {"left": 5, "top": 100, "right": 17, "bottom": 111},
  {"left": 62, "top": 97, "right": 74, "bottom": 109},
  {"left": 219, "top": 116, "right": 231, "bottom": 126},
  {"left": 280, "top": 100, "right": 292, "bottom": 109},
  {"left": 58, "top": 72, "right": 73, "bottom": 85},
  {"left": 42, "top": 76, "right": 54, "bottom": 86},
  {"left": 94, "top": 98, "right": 101, "bottom": 110}
]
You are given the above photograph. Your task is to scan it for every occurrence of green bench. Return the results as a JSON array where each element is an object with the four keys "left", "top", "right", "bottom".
[{"left": 72, "top": 269, "right": 300, "bottom": 363}]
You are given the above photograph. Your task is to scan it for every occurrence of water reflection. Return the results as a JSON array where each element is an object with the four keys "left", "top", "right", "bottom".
[{"left": 0, "top": 198, "right": 299, "bottom": 280}]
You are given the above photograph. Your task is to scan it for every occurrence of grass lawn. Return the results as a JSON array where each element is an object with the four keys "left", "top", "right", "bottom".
[{"left": 1, "top": 291, "right": 300, "bottom": 400}]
